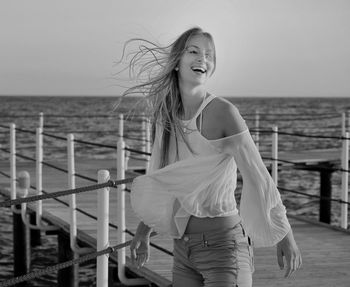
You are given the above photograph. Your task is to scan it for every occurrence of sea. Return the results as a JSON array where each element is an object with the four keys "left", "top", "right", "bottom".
[{"left": 0, "top": 95, "right": 349, "bottom": 286}]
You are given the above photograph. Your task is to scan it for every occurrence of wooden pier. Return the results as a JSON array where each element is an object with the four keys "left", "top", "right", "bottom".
[{"left": 0, "top": 149, "right": 350, "bottom": 286}]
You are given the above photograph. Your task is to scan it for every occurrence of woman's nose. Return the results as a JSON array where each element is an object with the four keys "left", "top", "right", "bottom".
[{"left": 196, "top": 53, "right": 205, "bottom": 62}]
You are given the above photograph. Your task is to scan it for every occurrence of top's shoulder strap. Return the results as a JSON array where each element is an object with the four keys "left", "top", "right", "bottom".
[{"left": 193, "top": 93, "right": 216, "bottom": 120}]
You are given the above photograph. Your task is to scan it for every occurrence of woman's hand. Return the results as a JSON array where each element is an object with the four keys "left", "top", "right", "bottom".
[
  {"left": 276, "top": 229, "right": 302, "bottom": 278},
  {"left": 130, "top": 222, "right": 152, "bottom": 268}
]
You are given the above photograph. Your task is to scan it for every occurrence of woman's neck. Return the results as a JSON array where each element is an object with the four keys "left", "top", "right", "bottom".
[{"left": 179, "top": 85, "right": 207, "bottom": 119}]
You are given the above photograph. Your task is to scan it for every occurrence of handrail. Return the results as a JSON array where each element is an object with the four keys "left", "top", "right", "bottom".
[
  {"left": 15, "top": 127, "right": 36, "bottom": 135},
  {"left": 43, "top": 131, "right": 118, "bottom": 150},
  {"left": 125, "top": 147, "right": 151, "bottom": 156},
  {"left": 280, "top": 187, "right": 350, "bottom": 205},
  {"left": 2, "top": 131, "right": 350, "bottom": 208},
  {"left": 42, "top": 132, "right": 66, "bottom": 141},
  {"left": 250, "top": 128, "right": 350, "bottom": 141},
  {"left": 0, "top": 175, "right": 177, "bottom": 258},
  {"left": 1, "top": 111, "right": 350, "bottom": 286},
  {"left": 2, "top": 172, "right": 348, "bottom": 209},
  {"left": 73, "top": 138, "right": 116, "bottom": 149},
  {"left": 0, "top": 225, "right": 152, "bottom": 287},
  {"left": 0, "top": 114, "right": 118, "bottom": 118},
  {"left": 0, "top": 179, "right": 132, "bottom": 208}
]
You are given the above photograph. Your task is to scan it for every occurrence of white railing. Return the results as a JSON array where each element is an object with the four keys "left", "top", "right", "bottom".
[
  {"left": 15, "top": 168, "right": 113, "bottom": 287},
  {"left": 341, "top": 131, "right": 349, "bottom": 229},
  {"left": 10, "top": 123, "right": 16, "bottom": 202},
  {"left": 35, "top": 127, "right": 43, "bottom": 226},
  {"left": 67, "top": 133, "right": 93, "bottom": 254},
  {"left": 271, "top": 125, "right": 278, "bottom": 184},
  {"left": 255, "top": 110, "right": 260, "bottom": 150},
  {"left": 97, "top": 170, "right": 110, "bottom": 287},
  {"left": 117, "top": 134, "right": 149, "bottom": 286},
  {"left": 4, "top": 111, "right": 350, "bottom": 287}
]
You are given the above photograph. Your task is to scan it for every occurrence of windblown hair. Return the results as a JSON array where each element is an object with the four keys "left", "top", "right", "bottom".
[{"left": 116, "top": 27, "right": 216, "bottom": 168}]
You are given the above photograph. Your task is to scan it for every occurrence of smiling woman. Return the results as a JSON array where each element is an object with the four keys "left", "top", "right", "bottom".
[
  {"left": 115, "top": 27, "right": 217, "bottom": 167},
  {"left": 115, "top": 27, "right": 302, "bottom": 287},
  {"left": 177, "top": 35, "right": 216, "bottom": 92}
]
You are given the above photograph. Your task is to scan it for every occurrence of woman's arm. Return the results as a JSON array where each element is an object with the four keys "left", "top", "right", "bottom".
[
  {"left": 130, "top": 221, "right": 153, "bottom": 268},
  {"left": 217, "top": 100, "right": 302, "bottom": 275},
  {"left": 277, "top": 229, "right": 302, "bottom": 278},
  {"left": 130, "top": 121, "right": 163, "bottom": 268},
  {"left": 209, "top": 100, "right": 291, "bottom": 245},
  {"left": 221, "top": 101, "right": 248, "bottom": 137}
]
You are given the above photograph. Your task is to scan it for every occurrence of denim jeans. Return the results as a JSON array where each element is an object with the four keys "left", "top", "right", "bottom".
[{"left": 172, "top": 223, "right": 254, "bottom": 287}]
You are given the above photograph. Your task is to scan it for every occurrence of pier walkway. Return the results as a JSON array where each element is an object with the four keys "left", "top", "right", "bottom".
[{"left": 0, "top": 153, "right": 349, "bottom": 287}]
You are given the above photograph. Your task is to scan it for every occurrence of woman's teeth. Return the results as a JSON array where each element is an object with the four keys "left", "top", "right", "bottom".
[{"left": 192, "top": 67, "right": 206, "bottom": 73}]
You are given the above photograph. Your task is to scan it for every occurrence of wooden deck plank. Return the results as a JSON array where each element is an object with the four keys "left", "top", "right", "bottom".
[{"left": 1, "top": 155, "right": 350, "bottom": 286}]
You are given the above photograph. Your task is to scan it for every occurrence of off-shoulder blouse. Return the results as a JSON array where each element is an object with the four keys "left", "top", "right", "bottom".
[{"left": 131, "top": 94, "right": 291, "bottom": 247}]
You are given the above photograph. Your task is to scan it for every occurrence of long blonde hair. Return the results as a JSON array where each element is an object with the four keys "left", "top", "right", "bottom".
[{"left": 116, "top": 27, "right": 216, "bottom": 167}]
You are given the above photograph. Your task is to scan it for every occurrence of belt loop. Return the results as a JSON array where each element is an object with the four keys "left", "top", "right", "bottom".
[{"left": 202, "top": 234, "right": 208, "bottom": 247}]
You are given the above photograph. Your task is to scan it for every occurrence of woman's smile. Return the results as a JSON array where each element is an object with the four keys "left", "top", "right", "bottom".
[{"left": 178, "top": 35, "right": 215, "bottom": 85}]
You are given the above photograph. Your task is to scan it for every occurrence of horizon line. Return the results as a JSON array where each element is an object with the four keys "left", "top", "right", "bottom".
[{"left": 1, "top": 94, "right": 349, "bottom": 98}]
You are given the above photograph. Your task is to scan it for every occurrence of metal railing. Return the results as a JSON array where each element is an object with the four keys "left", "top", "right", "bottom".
[{"left": 1, "top": 110, "right": 350, "bottom": 286}]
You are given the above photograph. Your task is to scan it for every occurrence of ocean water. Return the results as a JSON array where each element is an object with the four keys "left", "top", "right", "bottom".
[{"left": 0, "top": 95, "right": 349, "bottom": 286}]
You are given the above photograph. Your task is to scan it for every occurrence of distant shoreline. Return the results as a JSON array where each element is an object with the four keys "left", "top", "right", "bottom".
[{"left": 0, "top": 94, "right": 349, "bottom": 99}]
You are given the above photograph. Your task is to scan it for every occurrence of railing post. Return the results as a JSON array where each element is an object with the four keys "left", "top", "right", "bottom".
[
  {"left": 117, "top": 135, "right": 149, "bottom": 285},
  {"left": 341, "top": 112, "right": 346, "bottom": 137},
  {"left": 117, "top": 138, "right": 126, "bottom": 280},
  {"left": 141, "top": 113, "right": 147, "bottom": 158},
  {"left": 119, "top": 114, "right": 130, "bottom": 170},
  {"left": 18, "top": 171, "right": 30, "bottom": 203},
  {"left": 10, "top": 123, "right": 16, "bottom": 201},
  {"left": 341, "top": 132, "right": 349, "bottom": 229},
  {"left": 272, "top": 125, "right": 278, "bottom": 184},
  {"left": 67, "top": 133, "right": 77, "bottom": 249},
  {"left": 39, "top": 112, "right": 44, "bottom": 130},
  {"left": 97, "top": 170, "right": 110, "bottom": 287},
  {"left": 118, "top": 114, "right": 124, "bottom": 138},
  {"left": 36, "top": 127, "right": 43, "bottom": 226},
  {"left": 255, "top": 110, "right": 260, "bottom": 150},
  {"left": 19, "top": 171, "right": 31, "bottom": 227},
  {"left": 145, "top": 117, "right": 151, "bottom": 171},
  {"left": 55, "top": 135, "right": 77, "bottom": 287},
  {"left": 66, "top": 133, "right": 79, "bottom": 285},
  {"left": 19, "top": 171, "right": 30, "bottom": 224}
]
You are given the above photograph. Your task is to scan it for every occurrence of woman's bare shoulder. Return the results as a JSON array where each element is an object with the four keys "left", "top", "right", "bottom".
[{"left": 207, "top": 96, "right": 247, "bottom": 137}]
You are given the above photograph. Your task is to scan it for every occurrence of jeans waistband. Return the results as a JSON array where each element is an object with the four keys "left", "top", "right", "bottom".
[{"left": 180, "top": 221, "right": 244, "bottom": 241}]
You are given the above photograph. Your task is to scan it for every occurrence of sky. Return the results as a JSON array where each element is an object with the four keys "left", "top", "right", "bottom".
[{"left": 0, "top": 0, "right": 349, "bottom": 97}]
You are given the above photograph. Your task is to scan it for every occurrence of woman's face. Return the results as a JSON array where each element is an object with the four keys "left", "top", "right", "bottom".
[{"left": 177, "top": 34, "right": 215, "bottom": 87}]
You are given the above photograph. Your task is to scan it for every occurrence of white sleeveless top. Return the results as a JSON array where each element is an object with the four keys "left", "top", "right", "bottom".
[{"left": 131, "top": 94, "right": 291, "bottom": 247}]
